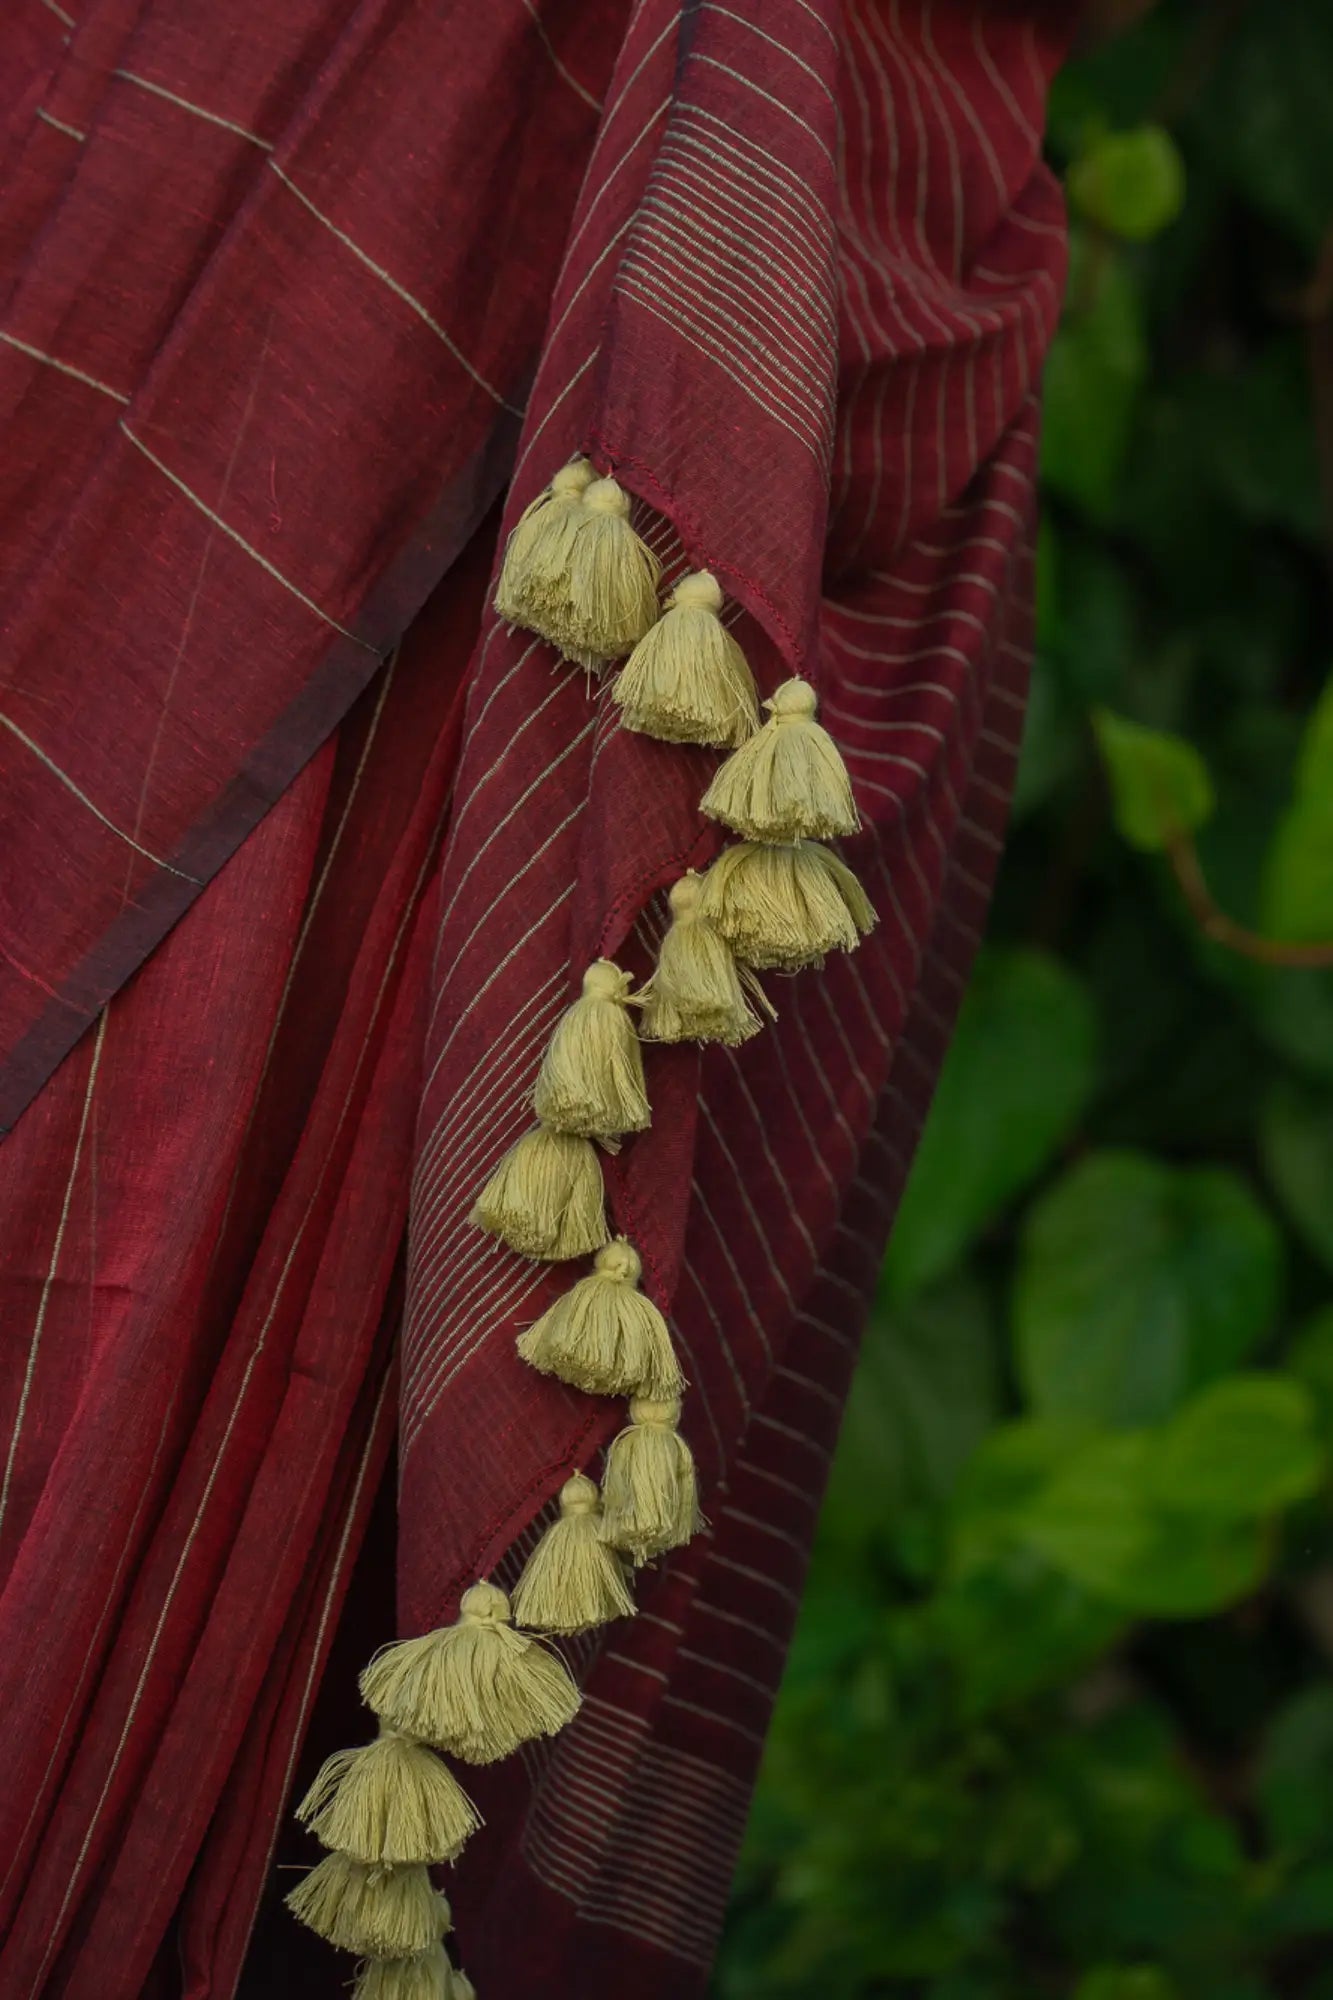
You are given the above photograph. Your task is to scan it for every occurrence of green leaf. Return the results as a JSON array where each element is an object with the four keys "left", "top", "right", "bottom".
[
  {"left": 1016, "top": 1153, "right": 1283, "bottom": 1426},
  {"left": 1016, "top": 1433, "right": 1158, "bottom": 1597},
  {"left": 1009, "top": 1432, "right": 1268, "bottom": 1618},
  {"left": 1263, "top": 794, "right": 1333, "bottom": 943},
  {"left": 1074, "top": 1970, "right": 1181, "bottom": 2000},
  {"left": 1094, "top": 710, "right": 1214, "bottom": 853},
  {"left": 1257, "top": 1859, "right": 1333, "bottom": 1945},
  {"left": 1149, "top": 1375, "right": 1324, "bottom": 1520},
  {"left": 1260, "top": 1687, "right": 1333, "bottom": 1858},
  {"left": 1117, "top": 383, "right": 1245, "bottom": 608},
  {"left": 1250, "top": 967, "right": 1333, "bottom": 1085},
  {"left": 885, "top": 950, "right": 1097, "bottom": 1298},
  {"left": 1021, "top": 1438, "right": 1268, "bottom": 1617},
  {"left": 926, "top": 1549, "right": 1124, "bottom": 1719},
  {"left": 1295, "top": 677, "right": 1333, "bottom": 797},
  {"left": 1068, "top": 126, "right": 1185, "bottom": 243},
  {"left": 1290, "top": 1307, "right": 1333, "bottom": 1435},
  {"left": 1260, "top": 1079, "right": 1333, "bottom": 1272},
  {"left": 1041, "top": 244, "right": 1147, "bottom": 518},
  {"left": 821, "top": 1276, "right": 1000, "bottom": 1542},
  {"left": 1035, "top": 516, "right": 1061, "bottom": 650},
  {"left": 951, "top": 1418, "right": 1093, "bottom": 1538},
  {"left": 1264, "top": 675, "right": 1333, "bottom": 942}
]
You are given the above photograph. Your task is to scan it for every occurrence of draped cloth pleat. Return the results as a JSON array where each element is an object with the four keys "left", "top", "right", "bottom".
[{"left": 0, "top": 1, "right": 1072, "bottom": 1993}]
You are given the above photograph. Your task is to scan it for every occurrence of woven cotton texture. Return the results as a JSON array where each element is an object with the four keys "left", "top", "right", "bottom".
[{"left": 0, "top": 2, "right": 1070, "bottom": 1995}]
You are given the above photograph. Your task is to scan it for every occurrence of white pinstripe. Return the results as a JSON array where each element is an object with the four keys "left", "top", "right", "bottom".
[
  {"left": 521, "top": 0, "right": 602, "bottom": 111},
  {"left": 35, "top": 106, "right": 85, "bottom": 141},
  {"left": 268, "top": 164, "right": 523, "bottom": 415}
]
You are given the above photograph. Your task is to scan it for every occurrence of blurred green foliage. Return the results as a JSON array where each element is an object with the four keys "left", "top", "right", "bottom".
[{"left": 716, "top": 3, "right": 1333, "bottom": 1993}]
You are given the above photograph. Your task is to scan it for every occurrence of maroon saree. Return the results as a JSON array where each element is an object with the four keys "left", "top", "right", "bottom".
[{"left": 0, "top": 1, "right": 1070, "bottom": 1992}]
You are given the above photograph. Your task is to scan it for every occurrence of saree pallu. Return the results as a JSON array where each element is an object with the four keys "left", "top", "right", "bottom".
[{"left": 0, "top": 1, "right": 1070, "bottom": 1993}]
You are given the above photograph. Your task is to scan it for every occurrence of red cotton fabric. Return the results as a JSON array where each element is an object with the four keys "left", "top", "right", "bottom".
[{"left": 0, "top": 3, "right": 1072, "bottom": 1995}]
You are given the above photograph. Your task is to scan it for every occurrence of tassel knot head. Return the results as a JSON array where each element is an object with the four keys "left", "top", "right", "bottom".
[
  {"left": 628, "top": 1394, "right": 681, "bottom": 1427},
  {"left": 549, "top": 460, "right": 595, "bottom": 502},
  {"left": 667, "top": 871, "right": 704, "bottom": 921},
  {"left": 583, "top": 476, "right": 631, "bottom": 519},
  {"left": 671, "top": 570, "right": 724, "bottom": 613},
  {"left": 559, "top": 1471, "right": 600, "bottom": 1516},
  {"left": 769, "top": 678, "right": 818, "bottom": 723},
  {"left": 459, "top": 1580, "right": 510, "bottom": 1627},
  {"left": 580, "top": 958, "right": 633, "bottom": 1003},
  {"left": 594, "top": 1237, "right": 642, "bottom": 1285}
]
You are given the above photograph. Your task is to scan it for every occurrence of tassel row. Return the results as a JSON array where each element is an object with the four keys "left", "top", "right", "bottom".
[
  {"left": 289, "top": 457, "right": 879, "bottom": 1992},
  {"left": 497, "top": 464, "right": 876, "bottom": 1001},
  {"left": 482, "top": 467, "right": 876, "bottom": 1631},
  {"left": 286, "top": 1582, "right": 579, "bottom": 1985}
]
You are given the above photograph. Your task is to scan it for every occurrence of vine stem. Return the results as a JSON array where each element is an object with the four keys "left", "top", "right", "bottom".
[{"left": 1166, "top": 831, "right": 1333, "bottom": 968}]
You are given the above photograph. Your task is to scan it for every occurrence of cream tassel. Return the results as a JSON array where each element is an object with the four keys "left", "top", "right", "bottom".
[
  {"left": 517, "top": 1238, "right": 683, "bottom": 1400},
  {"left": 285, "top": 1854, "right": 450, "bottom": 1958},
  {"left": 701, "top": 678, "right": 859, "bottom": 842},
  {"left": 638, "top": 870, "right": 774, "bottom": 1046},
  {"left": 502, "top": 474, "right": 660, "bottom": 668},
  {"left": 296, "top": 1727, "right": 481, "bottom": 1866},
  {"left": 471, "top": 1124, "right": 608, "bottom": 1260},
  {"left": 697, "top": 840, "right": 876, "bottom": 971},
  {"left": 353, "top": 1945, "right": 454, "bottom": 2000},
  {"left": 532, "top": 960, "right": 649, "bottom": 1139},
  {"left": 560, "top": 477, "right": 661, "bottom": 667},
  {"left": 612, "top": 571, "right": 759, "bottom": 748},
  {"left": 599, "top": 1396, "right": 702, "bottom": 1565},
  {"left": 360, "top": 1581, "right": 581, "bottom": 1763},
  {"left": 511, "top": 1472, "right": 636, "bottom": 1633},
  {"left": 493, "top": 459, "right": 595, "bottom": 631}
]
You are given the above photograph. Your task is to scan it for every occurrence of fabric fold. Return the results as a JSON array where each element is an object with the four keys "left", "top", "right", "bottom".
[{"left": 0, "top": 0, "right": 1073, "bottom": 1991}]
